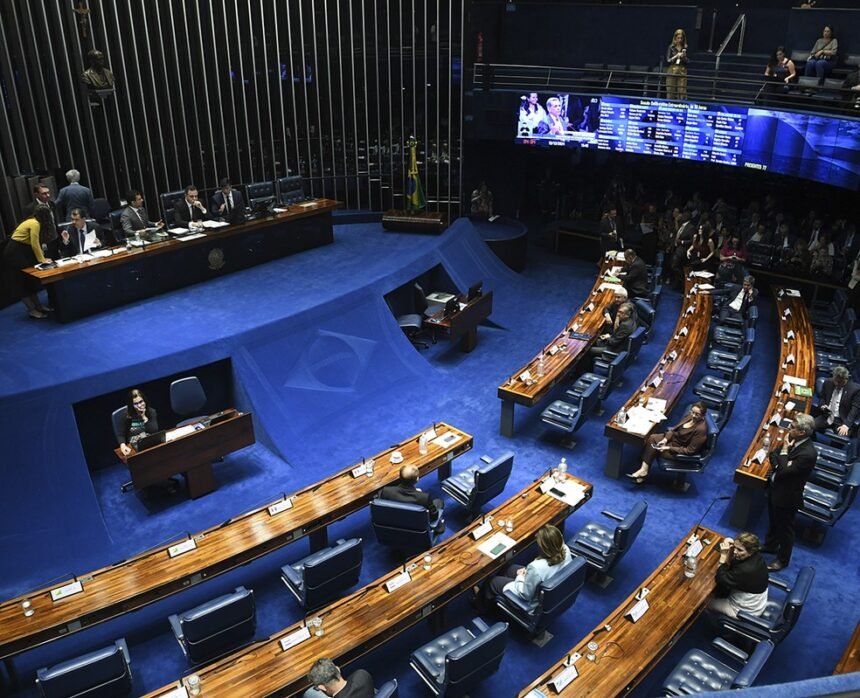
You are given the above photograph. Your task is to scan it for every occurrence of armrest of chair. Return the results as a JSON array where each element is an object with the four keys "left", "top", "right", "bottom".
[
  {"left": 168, "top": 613, "right": 184, "bottom": 641},
  {"left": 710, "top": 637, "right": 749, "bottom": 663},
  {"left": 498, "top": 589, "right": 533, "bottom": 614},
  {"left": 676, "top": 684, "right": 699, "bottom": 695},
  {"left": 767, "top": 574, "right": 792, "bottom": 592},
  {"left": 732, "top": 610, "right": 772, "bottom": 631},
  {"left": 573, "top": 537, "right": 612, "bottom": 555},
  {"left": 472, "top": 616, "right": 490, "bottom": 633},
  {"left": 601, "top": 509, "right": 624, "bottom": 522},
  {"left": 805, "top": 491, "right": 835, "bottom": 508}
]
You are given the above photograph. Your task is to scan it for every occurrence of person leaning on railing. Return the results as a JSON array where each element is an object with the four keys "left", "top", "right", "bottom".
[
  {"left": 666, "top": 28, "right": 688, "bottom": 100},
  {"left": 764, "top": 46, "right": 797, "bottom": 88}
]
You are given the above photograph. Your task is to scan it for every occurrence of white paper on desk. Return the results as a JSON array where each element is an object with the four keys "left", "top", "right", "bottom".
[
  {"left": 55, "top": 258, "right": 78, "bottom": 266},
  {"left": 200, "top": 220, "right": 229, "bottom": 229},
  {"left": 161, "top": 686, "right": 188, "bottom": 698},
  {"left": 697, "top": 283, "right": 715, "bottom": 291},
  {"left": 166, "top": 425, "right": 196, "bottom": 441},
  {"left": 646, "top": 397, "right": 667, "bottom": 413},
  {"left": 609, "top": 266, "right": 623, "bottom": 277},
  {"left": 73, "top": 252, "right": 94, "bottom": 262},
  {"left": 170, "top": 227, "right": 190, "bottom": 234},
  {"left": 488, "top": 214, "right": 500, "bottom": 222},
  {"left": 782, "top": 374, "right": 807, "bottom": 386},
  {"left": 785, "top": 401, "right": 796, "bottom": 412},
  {"left": 90, "top": 249, "right": 113, "bottom": 258},
  {"left": 752, "top": 448, "right": 768, "bottom": 464},
  {"left": 432, "top": 431, "right": 460, "bottom": 448},
  {"left": 784, "top": 288, "right": 801, "bottom": 297},
  {"left": 478, "top": 532, "right": 516, "bottom": 560},
  {"left": 175, "top": 232, "right": 207, "bottom": 241},
  {"left": 272, "top": 207, "right": 289, "bottom": 213},
  {"left": 299, "top": 201, "right": 316, "bottom": 208},
  {"left": 541, "top": 478, "right": 587, "bottom": 507},
  {"left": 598, "top": 282, "right": 625, "bottom": 294},
  {"left": 689, "top": 270, "right": 715, "bottom": 278}
]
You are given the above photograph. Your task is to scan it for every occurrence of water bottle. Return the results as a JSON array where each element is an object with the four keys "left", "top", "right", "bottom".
[
  {"left": 556, "top": 457, "right": 567, "bottom": 482},
  {"left": 418, "top": 433, "right": 428, "bottom": 455},
  {"left": 617, "top": 408, "right": 628, "bottom": 425},
  {"left": 762, "top": 433, "right": 771, "bottom": 449},
  {"left": 537, "top": 354, "right": 545, "bottom": 378}
]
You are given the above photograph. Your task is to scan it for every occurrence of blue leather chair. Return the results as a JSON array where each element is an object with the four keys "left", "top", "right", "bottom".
[
  {"left": 814, "top": 308, "right": 856, "bottom": 350},
  {"left": 540, "top": 377, "right": 601, "bottom": 448},
  {"left": 36, "top": 638, "right": 132, "bottom": 698},
  {"left": 169, "top": 376, "right": 207, "bottom": 426},
  {"left": 370, "top": 499, "right": 444, "bottom": 553},
  {"left": 159, "top": 189, "right": 186, "bottom": 227},
  {"left": 584, "top": 350, "right": 629, "bottom": 402},
  {"left": 277, "top": 175, "right": 306, "bottom": 205},
  {"left": 632, "top": 298, "right": 656, "bottom": 341},
  {"left": 441, "top": 451, "right": 513, "bottom": 518},
  {"left": 111, "top": 406, "right": 127, "bottom": 445},
  {"left": 811, "top": 288, "right": 847, "bottom": 328},
  {"left": 281, "top": 537, "right": 363, "bottom": 609},
  {"left": 247, "top": 181, "right": 275, "bottom": 208},
  {"left": 707, "top": 329, "right": 754, "bottom": 377},
  {"left": 656, "top": 412, "right": 720, "bottom": 492},
  {"left": 108, "top": 208, "right": 126, "bottom": 243},
  {"left": 816, "top": 330, "right": 860, "bottom": 375},
  {"left": 567, "top": 501, "right": 647, "bottom": 587},
  {"left": 376, "top": 679, "right": 399, "bottom": 697},
  {"left": 713, "top": 567, "right": 815, "bottom": 649},
  {"left": 690, "top": 383, "right": 739, "bottom": 432},
  {"left": 495, "top": 556, "right": 587, "bottom": 645},
  {"left": 799, "top": 462, "right": 860, "bottom": 540},
  {"left": 625, "top": 325, "right": 647, "bottom": 364},
  {"left": 721, "top": 303, "right": 759, "bottom": 331},
  {"left": 409, "top": 618, "right": 508, "bottom": 697},
  {"left": 169, "top": 586, "right": 256, "bottom": 665},
  {"left": 661, "top": 638, "right": 774, "bottom": 695}
]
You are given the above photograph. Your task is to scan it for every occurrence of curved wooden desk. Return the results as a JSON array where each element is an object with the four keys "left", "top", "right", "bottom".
[
  {"left": 519, "top": 526, "right": 722, "bottom": 698},
  {"left": 0, "top": 423, "right": 471, "bottom": 662},
  {"left": 144, "top": 474, "right": 593, "bottom": 697},
  {"left": 834, "top": 621, "right": 860, "bottom": 675},
  {"left": 498, "top": 255, "right": 626, "bottom": 436},
  {"left": 604, "top": 275, "right": 712, "bottom": 478},
  {"left": 729, "top": 288, "right": 815, "bottom": 527}
]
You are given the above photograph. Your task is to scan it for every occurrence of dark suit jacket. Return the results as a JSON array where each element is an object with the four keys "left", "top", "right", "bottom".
[
  {"left": 715, "top": 552, "right": 769, "bottom": 597},
  {"left": 55, "top": 223, "right": 104, "bottom": 257},
  {"left": 211, "top": 189, "right": 246, "bottom": 222},
  {"left": 379, "top": 481, "right": 440, "bottom": 522},
  {"left": 536, "top": 114, "right": 570, "bottom": 135},
  {"left": 172, "top": 199, "right": 207, "bottom": 225},
  {"left": 605, "top": 316, "right": 637, "bottom": 350},
  {"left": 624, "top": 256, "right": 649, "bottom": 298},
  {"left": 768, "top": 438, "right": 817, "bottom": 509},
  {"left": 819, "top": 379, "right": 860, "bottom": 427},
  {"left": 665, "top": 417, "right": 708, "bottom": 454}
]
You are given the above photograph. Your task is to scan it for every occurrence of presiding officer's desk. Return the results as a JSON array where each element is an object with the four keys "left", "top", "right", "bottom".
[
  {"left": 115, "top": 409, "right": 255, "bottom": 499},
  {"left": 604, "top": 274, "right": 712, "bottom": 478},
  {"left": 0, "top": 423, "right": 471, "bottom": 662},
  {"left": 144, "top": 473, "right": 593, "bottom": 698},
  {"left": 498, "top": 256, "right": 625, "bottom": 437},
  {"left": 518, "top": 525, "right": 721, "bottom": 698},
  {"left": 424, "top": 290, "right": 494, "bottom": 352},
  {"left": 730, "top": 288, "right": 815, "bottom": 527},
  {"left": 25, "top": 198, "right": 340, "bottom": 322}
]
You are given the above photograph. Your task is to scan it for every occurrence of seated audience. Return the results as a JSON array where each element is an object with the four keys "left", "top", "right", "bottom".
[
  {"left": 785, "top": 239, "right": 811, "bottom": 274},
  {"left": 764, "top": 46, "right": 797, "bottom": 88},
  {"left": 718, "top": 234, "right": 746, "bottom": 284},
  {"left": 305, "top": 658, "right": 373, "bottom": 698},
  {"left": 809, "top": 233, "right": 835, "bottom": 276},
  {"left": 686, "top": 225, "right": 716, "bottom": 271},
  {"left": 842, "top": 67, "right": 860, "bottom": 109},
  {"left": 379, "top": 465, "right": 445, "bottom": 534},
  {"left": 470, "top": 181, "right": 494, "bottom": 219},
  {"left": 814, "top": 366, "right": 860, "bottom": 436},
  {"left": 804, "top": 25, "right": 838, "bottom": 83},
  {"left": 627, "top": 402, "right": 708, "bottom": 483},
  {"left": 708, "top": 532, "right": 769, "bottom": 619}
]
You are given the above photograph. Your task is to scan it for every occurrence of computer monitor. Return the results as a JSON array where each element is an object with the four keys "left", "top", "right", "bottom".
[
  {"left": 444, "top": 298, "right": 459, "bottom": 317},
  {"left": 467, "top": 281, "right": 483, "bottom": 302}
]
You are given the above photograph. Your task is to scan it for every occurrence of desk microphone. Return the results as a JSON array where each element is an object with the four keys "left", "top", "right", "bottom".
[{"left": 692, "top": 495, "right": 731, "bottom": 539}]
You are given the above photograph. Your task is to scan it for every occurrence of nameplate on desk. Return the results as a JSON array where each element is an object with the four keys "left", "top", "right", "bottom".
[
  {"left": 786, "top": 329, "right": 796, "bottom": 340},
  {"left": 422, "top": 428, "right": 438, "bottom": 442},
  {"left": 586, "top": 302, "right": 595, "bottom": 312},
  {"left": 649, "top": 375, "right": 663, "bottom": 389},
  {"left": 471, "top": 521, "right": 493, "bottom": 540},
  {"left": 279, "top": 625, "right": 311, "bottom": 651},
  {"left": 752, "top": 448, "right": 767, "bottom": 464},
  {"left": 785, "top": 353, "right": 795, "bottom": 365},
  {"left": 549, "top": 665, "right": 578, "bottom": 692},
  {"left": 385, "top": 571, "right": 412, "bottom": 593},
  {"left": 685, "top": 305, "right": 695, "bottom": 315},
  {"left": 478, "top": 532, "right": 516, "bottom": 560},
  {"left": 569, "top": 331, "right": 593, "bottom": 341},
  {"left": 783, "top": 308, "right": 792, "bottom": 318},
  {"left": 350, "top": 464, "right": 368, "bottom": 478},
  {"left": 518, "top": 370, "right": 533, "bottom": 383},
  {"left": 625, "top": 598, "right": 650, "bottom": 622},
  {"left": 268, "top": 498, "right": 293, "bottom": 516},
  {"left": 298, "top": 202, "right": 317, "bottom": 208},
  {"left": 668, "top": 350, "right": 678, "bottom": 361},
  {"left": 50, "top": 580, "right": 83, "bottom": 602},
  {"left": 432, "top": 432, "right": 460, "bottom": 448},
  {"left": 679, "top": 326, "right": 689, "bottom": 337},
  {"left": 548, "top": 345, "right": 560, "bottom": 356},
  {"left": 687, "top": 539, "right": 704, "bottom": 558},
  {"left": 167, "top": 539, "right": 197, "bottom": 558}
]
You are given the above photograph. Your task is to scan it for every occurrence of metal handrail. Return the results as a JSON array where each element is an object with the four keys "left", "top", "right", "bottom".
[{"left": 715, "top": 13, "right": 747, "bottom": 73}]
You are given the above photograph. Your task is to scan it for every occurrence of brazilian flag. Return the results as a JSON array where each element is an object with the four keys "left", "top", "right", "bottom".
[{"left": 406, "top": 136, "right": 426, "bottom": 212}]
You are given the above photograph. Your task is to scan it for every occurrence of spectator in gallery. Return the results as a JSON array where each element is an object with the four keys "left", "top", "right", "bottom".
[
  {"left": 55, "top": 169, "right": 95, "bottom": 220},
  {"left": 804, "top": 25, "right": 838, "bottom": 83},
  {"left": 2, "top": 206, "right": 54, "bottom": 319},
  {"left": 764, "top": 46, "right": 797, "bottom": 87},
  {"left": 786, "top": 239, "right": 811, "bottom": 274},
  {"left": 470, "top": 181, "right": 494, "bottom": 219},
  {"left": 686, "top": 225, "right": 716, "bottom": 271},
  {"left": 666, "top": 28, "right": 688, "bottom": 100},
  {"left": 718, "top": 234, "right": 747, "bottom": 284},
  {"left": 536, "top": 97, "right": 570, "bottom": 136},
  {"left": 518, "top": 92, "right": 546, "bottom": 134},
  {"left": 809, "top": 233, "right": 835, "bottom": 276}
]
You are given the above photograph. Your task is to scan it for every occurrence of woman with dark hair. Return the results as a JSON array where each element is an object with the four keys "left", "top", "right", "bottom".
[
  {"left": 805, "top": 25, "right": 838, "bottom": 82},
  {"left": 764, "top": 46, "right": 797, "bottom": 86},
  {"left": 628, "top": 402, "right": 708, "bottom": 482},
  {"left": 477, "top": 524, "right": 572, "bottom": 608},
  {"left": 708, "top": 531, "right": 769, "bottom": 618},
  {"left": 518, "top": 92, "right": 546, "bottom": 135},
  {"left": 666, "top": 29, "right": 688, "bottom": 100},
  {"left": 718, "top": 233, "right": 747, "bottom": 284},
  {"left": 119, "top": 388, "right": 159, "bottom": 456},
  {"left": 2, "top": 206, "right": 54, "bottom": 318},
  {"left": 686, "top": 225, "right": 716, "bottom": 271}
]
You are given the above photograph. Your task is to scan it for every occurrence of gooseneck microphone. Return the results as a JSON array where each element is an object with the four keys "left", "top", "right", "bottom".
[{"left": 692, "top": 494, "right": 731, "bottom": 538}]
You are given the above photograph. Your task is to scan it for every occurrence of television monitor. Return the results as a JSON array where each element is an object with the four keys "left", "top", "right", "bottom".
[{"left": 515, "top": 92, "right": 601, "bottom": 148}]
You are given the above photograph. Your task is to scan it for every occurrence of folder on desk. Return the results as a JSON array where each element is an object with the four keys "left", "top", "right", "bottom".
[{"left": 426, "top": 291, "right": 456, "bottom": 304}]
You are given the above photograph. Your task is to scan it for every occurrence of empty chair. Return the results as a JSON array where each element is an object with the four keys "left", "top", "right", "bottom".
[
  {"left": 376, "top": 679, "right": 399, "bottom": 698},
  {"left": 370, "top": 499, "right": 443, "bottom": 553},
  {"left": 814, "top": 308, "right": 855, "bottom": 350},
  {"left": 441, "top": 451, "right": 513, "bottom": 518},
  {"left": 657, "top": 412, "right": 720, "bottom": 491},
  {"left": 582, "top": 350, "right": 629, "bottom": 402},
  {"left": 159, "top": 189, "right": 185, "bottom": 227},
  {"left": 108, "top": 208, "right": 126, "bottom": 243},
  {"left": 410, "top": 618, "right": 508, "bottom": 697},
  {"left": 36, "top": 638, "right": 132, "bottom": 698},
  {"left": 247, "top": 181, "right": 275, "bottom": 207},
  {"left": 694, "top": 371, "right": 737, "bottom": 404},
  {"left": 713, "top": 566, "right": 814, "bottom": 648},
  {"left": 169, "top": 586, "right": 256, "bottom": 665},
  {"left": 567, "top": 500, "right": 647, "bottom": 587},
  {"left": 626, "top": 326, "right": 646, "bottom": 364},
  {"left": 170, "top": 376, "right": 207, "bottom": 426},
  {"left": 707, "top": 330, "right": 754, "bottom": 377},
  {"left": 90, "top": 197, "right": 111, "bottom": 223},
  {"left": 111, "top": 406, "right": 128, "bottom": 446},
  {"left": 798, "top": 461, "right": 860, "bottom": 540},
  {"left": 632, "top": 298, "right": 656, "bottom": 341},
  {"left": 711, "top": 323, "right": 745, "bottom": 351},
  {"left": 661, "top": 638, "right": 774, "bottom": 695},
  {"left": 816, "top": 330, "right": 860, "bottom": 373},
  {"left": 494, "top": 556, "right": 586, "bottom": 645},
  {"left": 811, "top": 289, "right": 847, "bottom": 327},
  {"left": 277, "top": 175, "right": 306, "bottom": 205},
  {"left": 705, "top": 383, "right": 740, "bottom": 432},
  {"left": 540, "top": 377, "right": 601, "bottom": 448},
  {"left": 281, "top": 538, "right": 363, "bottom": 609}
]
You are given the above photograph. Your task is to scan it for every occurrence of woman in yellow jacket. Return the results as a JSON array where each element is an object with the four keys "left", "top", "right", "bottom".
[{"left": 3, "top": 206, "right": 54, "bottom": 318}]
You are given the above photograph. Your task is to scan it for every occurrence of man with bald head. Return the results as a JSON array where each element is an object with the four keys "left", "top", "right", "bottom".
[{"left": 379, "top": 464, "right": 445, "bottom": 534}]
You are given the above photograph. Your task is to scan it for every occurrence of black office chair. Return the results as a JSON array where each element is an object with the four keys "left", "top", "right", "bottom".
[
  {"left": 441, "top": 451, "right": 514, "bottom": 519},
  {"left": 159, "top": 189, "right": 185, "bottom": 227},
  {"left": 281, "top": 538, "right": 363, "bottom": 609},
  {"left": 277, "top": 175, "right": 306, "bottom": 205},
  {"left": 90, "top": 197, "right": 111, "bottom": 223},
  {"left": 247, "top": 181, "right": 275, "bottom": 208},
  {"left": 170, "top": 376, "right": 208, "bottom": 426},
  {"left": 168, "top": 586, "right": 256, "bottom": 665},
  {"left": 36, "top": 638, "right": 133, "bottom": 698},
  {"left": 370, "top": 499, "right": 444, "bottom": 554}
]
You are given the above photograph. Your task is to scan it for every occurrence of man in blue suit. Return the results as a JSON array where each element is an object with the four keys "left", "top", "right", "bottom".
[{"left": 211, "top": 178, "right": 245, "bottom": 223}]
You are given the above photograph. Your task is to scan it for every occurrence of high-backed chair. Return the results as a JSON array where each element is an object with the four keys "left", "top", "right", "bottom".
[
  {"left": 159, "top": 189, "right": 185, "bottom": 227},
  {"left": 707, "top": 329, "right": 754, "bottom": 377},
  {"left": 247, "top": 181, "right": 275, "bottom": 207},
  {"left": 713, "top": 567, "right": 815, "bottom": 649},
  {"left": 169, "top": 376, "right": 207, "bottom": 426},
  {"left": 441, "top": 451, "right": 513, "bottom": 519},
  {"left": 409, "top": 618, "right": 508, "bottom": 697},
  {"left": 721, "top": 303, "right": 758, "bottom": 331},
  {"left": 626, "top": 325, "right": 647, "bottom": 364},
  {"left": 567, "top": 500, "right": 647, "bottom": 588},
  {"left": 582, "top": 350, "right": 629, "bottom": 402},
  {"left": 705, "top": 382, "right": 740, "bottom": 432},
  {"left": 816, "top": 330, "right": 860, "bottom": 376},
  {"left": 811, "top": 288, "right": 847, "bottom": 327},
  {"left": 168, "top": 586, "right": 256, "bottom": 665},
  {"left": 656, "top": 412, "right": 719, "bottom": 491},
  {"left": 281, "top": 538, "right": 363, "bottom": 609},
  {"left": 632, "top": 298, "right": 656, "bottom": 341},
  {"left": 277, "top": 175, "right": 306, "bottom": 205},
  {"left": 376, "top": 679, "right": 399, "bottom": 698},
  {"left": 495, "top": 556, "right": 587, "bottom": 645},
  {"left": 36, "top": 638, "right": 133, "bottom": 698},
  {"left": 370, "top": 499, "right": 443, "bottom": 553},
  {"left": 814, "top": 308, "right": 855, "bottom": 350},
  {"left": 661, "top": 638, "right": 774, "bottom": 695},
  {"left": 111, "top": 406, "right": 127, "bottom": 445},
  {"left": 108, "top": 208, "right": 126, "bottom": 243},
  {"left": 540, "top": 377, "right": 601, "bottom": 448},
  {"left": 799, "top": 462, "right": 860, "bottom": 541},
  {"left": 90, "top": 197, "right": 111, "bottom": 223}
]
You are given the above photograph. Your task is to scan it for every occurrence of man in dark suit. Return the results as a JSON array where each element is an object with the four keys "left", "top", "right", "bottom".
[
  {"left": 589, "top": 301, "right": 637, "bottom": 360},
  {"left": 379, "top": 464, "right": 445, "bottom": 534},
  {"left": 23, "top": 183, "right": 59, "bottom": 255},
  {"left": 55, "top": 208, "right": 105, "bottom": 257},
  {"left": 622, "top": 248, "right": 649, "bottom": 298},
  {"left": 210, "top": 177, "right": 245, "bottom": 224},
  {"left": 764, "top": 413, "right": 817, "bottom": 571},
  {"left": 600, "top": 207, "right": 624, "bottom": 253},
  {"left": 718, "top": 275, "right": 758, "bottom": 323},
  {"left": 535, "top": 96, "right": 570, "bottom": 137},
  {"left": 814, "top": 366, "right": 860, "bottom": 436},
  {"left": 55, "top": 169, "right": 95, "bottom": 220},
  {"left": 120, "top": 190, "right": 164, "bottom": 240},
  {"left": 173, "top": 184, "right": 208, "bottom": 227}
]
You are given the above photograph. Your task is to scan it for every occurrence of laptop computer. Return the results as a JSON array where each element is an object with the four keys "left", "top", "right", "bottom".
[{"left": 135, "top": 430, "right": 167, "bottom": 452}]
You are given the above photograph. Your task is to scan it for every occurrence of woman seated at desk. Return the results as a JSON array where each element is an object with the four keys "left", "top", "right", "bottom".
[
  {"left": 119, "top": 388, "right": 158, "bottom": 456},
  {"left": 475, "top": 524, "right": 572, "bottom": 610},
  {"left": 627, "top": 402, "right": 707, "bottom": 483},
  {"left": 708, "top": 531, "right": 768, "bottom": 618}
]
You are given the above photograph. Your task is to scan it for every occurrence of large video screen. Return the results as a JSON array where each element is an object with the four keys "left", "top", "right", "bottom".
[{"left": 514, "top": 92, "right": 860, "bottom": 190}]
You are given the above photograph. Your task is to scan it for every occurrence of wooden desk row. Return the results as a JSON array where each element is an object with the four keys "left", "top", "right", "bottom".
[
  {"left": 145, "top": 474, "right": 594, "bottom": 697},
  {"left": 0, "top": 423, "right": 472, "bottom": 661},
  {"left": 730, "top": 288, "right": 815, "bottom": 527},
  {"left": 497, "top": 256, "right": 625, "bottom": 437},
  {"left": 519, "top": 526, "right": 722, "bottom": 698},
  {"left": 604, "top": 275, "right": 713, "bottom": 478}
]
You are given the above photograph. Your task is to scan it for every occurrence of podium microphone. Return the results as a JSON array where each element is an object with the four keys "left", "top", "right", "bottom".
[{"left": 692, "top": 494, "right": 731, "bottom": 539}]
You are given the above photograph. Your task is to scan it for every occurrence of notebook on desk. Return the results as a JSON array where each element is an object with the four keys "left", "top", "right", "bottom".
[{"left": 426, "top": 291, "right": 456, "bottom": 304}]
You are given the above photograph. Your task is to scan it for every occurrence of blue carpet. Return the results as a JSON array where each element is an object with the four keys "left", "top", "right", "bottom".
[{"left": 0, "top": 219, "right": 857, "bottom": 697}]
